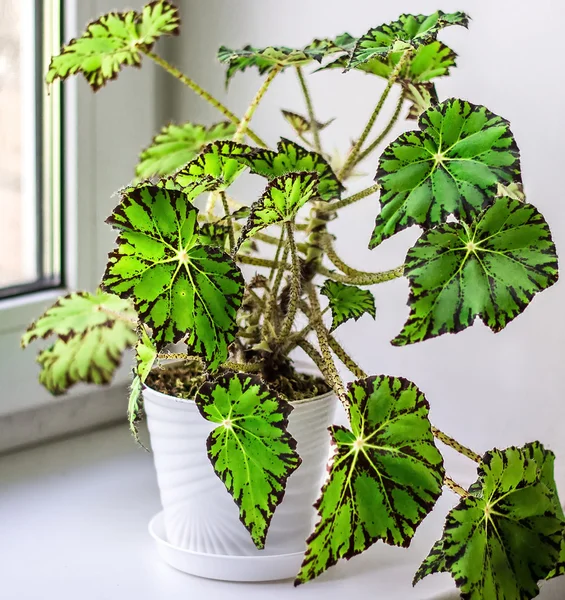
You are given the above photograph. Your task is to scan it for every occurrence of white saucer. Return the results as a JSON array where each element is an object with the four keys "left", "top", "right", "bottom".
[{"left": 148, "top": 511, "right": 305, "bottom": 582}]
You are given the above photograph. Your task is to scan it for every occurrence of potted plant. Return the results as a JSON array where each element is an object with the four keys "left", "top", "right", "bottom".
[{"left": 22, "top": 1, "right": 564, "bottom": 596}]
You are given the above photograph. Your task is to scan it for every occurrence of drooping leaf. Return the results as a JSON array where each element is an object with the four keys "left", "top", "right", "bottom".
[
  {"left": 22, "top": 291, "right": 137, "bottom": 394},
  {"left": 102, "top": 184, "right": 244, "bottom": 368},
  {"left": 548, "top": 536, "right": 565, "bottom": 579},
  {"left": 281, "top": 110, "right": 334, "bottom": 137},
  {"left": 405, "top": 82, "right": 438, "bottom": 120},
  {"left": 320, "top": 280, "right": 376, "bottom": 331},
  {"left": 302, "top": 33, "right": 357, "bottom": 61},
  {"left": 415, "top": 443, "right": 564, "bottom": 599},
  {"left": 295, "top": 376, "right": 444, "bottom": 585},
  {"left": 348, "top": 11, "right": 468, "bottom": 69},
  {"left": 393, "top": 198, "right": 558, "bottom": 346},
  {"left": 235, "top": 138, "right": 343, "bottom": 201},
  {"left": 413, "top": 538, "right": 447, "bottom": 585},
  {"left": 195, "top": 372, "right": 301, "bottom": 549},
  {"left": 217, "top": 44, "right": 322, "bottom": 87},
  {"left": 235, "top": 172, "right": 319, "bottom": 251},
  {"left": 370, "top": 98, "right": 522, "bottom": 247},
  {"left": 136, "top": 121, "right": 236, "bottom": 179},
  {"left": 46, "top": 1, "right": 180, "bottom": 91},
  {"left": 168, "top": 140, "right": 250, "bottom": 192}
]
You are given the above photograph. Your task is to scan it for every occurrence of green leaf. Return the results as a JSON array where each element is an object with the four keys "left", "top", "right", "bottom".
[
  {"left": 320, "top": 280, "right": 376, "bottom": 331},
  {"left": 22, "top": 291, "right": 137, "bottom": 394},
  {"left": 348, "top": 11, "right": 468, "bottom": 69},
  {"left": 370, "top": 98, "right": 522, "bottom": 247},
  {"left": 393, "top": 198, "right": 558, "bottom": 346},
  {"left": 195, "top": 372, "right": 301, "bottom": 549},
  {"left": 405, "top": 82, "right": 438, "bottom": 120},
  {"left": 295, "top": 376, "right": 444, "bottom": 585},
  {"left": 46, "top": 1, "right": 180, "bottom": 91},
  {"left": 102, "top": 184, "right": 245, "bottom": 368},
  {"left": 136, "top": 121, "right": 237, "bottom": 179},
  {"left": 235, "top": 138, "right": 343, "bottom": 201},
  {"left": 128, "top": 328, "right": 157, "bottom": 444},
  {"left": 415, "top": 443, "right": 565, "bottom": 599},
  {"left": 412, "top": 538, "right": 447, "bottom": 585},
  {"left": 217, "top": 44, "right": 321, "bottom": 87},
  {"left": 281, "top": 110, "right": 334, "bottom": 137},
  {"left": 168, "top": 140, "right": 250, "bottom": 192},
  {"left": 235, "top": 172, "right": 319, "bottom": 251},
  {"left": 548, "top": 536, "right": 565, "bottom": 579}
]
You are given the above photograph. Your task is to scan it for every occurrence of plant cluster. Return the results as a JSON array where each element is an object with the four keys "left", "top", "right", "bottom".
[{"left": 22, "top": 2, "right": 564, "bottom": 597}]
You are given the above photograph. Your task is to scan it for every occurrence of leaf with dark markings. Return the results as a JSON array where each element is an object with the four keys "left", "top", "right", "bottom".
[
  {"left": 46, "top": 1, "right": 180, "bottom": 90},
  {"left": 393, "top": 198, "right": 558, "bottom": 346},
  {"left": 195, "top": 373, "right": 301, "bottom": 549},
  {"left": 370, "top": 98, "right": 522, "bottom": 247},
  {"left": 102, "top": 184, "right": 244, "bottom": 368},
  {"left": 320, "top": 280, "right": 376, "bottom": 331},
  {"left": 281, "top": 110, "right": 334, "bottom": 137},
  {"left": 295, "top": 376, "right": 444, "bottom": 585}
]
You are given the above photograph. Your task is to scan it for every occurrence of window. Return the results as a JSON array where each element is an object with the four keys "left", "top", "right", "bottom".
[{"left": 0, "top": 0, "right": 63, "bottom": 299}]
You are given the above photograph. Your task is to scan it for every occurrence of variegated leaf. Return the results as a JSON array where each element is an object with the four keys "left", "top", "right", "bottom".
[{"left": 320, "top": 280, "right": 376, "bottom": 331}]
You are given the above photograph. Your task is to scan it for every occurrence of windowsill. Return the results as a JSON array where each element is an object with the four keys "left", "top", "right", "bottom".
[{"left": 1, "top": 424, "right": 563, "bottom": 599}]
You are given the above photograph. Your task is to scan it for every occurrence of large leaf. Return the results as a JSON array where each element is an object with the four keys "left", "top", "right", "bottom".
[
  {"left": 136, "top": 121, "right": 236, "bottom": 179},
  {"left": 393, "top": 198, "right": 558, "bottom": 346},
  {"left": 295, "top": 376, "right": 444, "bottom": 585},
  {"left": 195, "top": 372, "right": 301, "bottom": 549},
  {"left": 217, "top": 44, "right": 322, "bottom": 87},
  {"left": 320, "top": 280, "right": 376, "bottom": 331},
  {"left": 348, "top": 11, "right": 468, "bottom": 69},
  {"left": 22, "top": 291, "right": 137, "bottom": 394},
  {"left": 102, "top": 184, "right": 244, "bottom": 368},
  {"left": 235, "top": 172, "right": 319, "bottom": 252},
  {"left": 370, "top": 98, "right": 522, "bottom": 247},
  {"left": 235, "top": 138, "right": 343, "bottom": 201},
  {"left": 46, "top": 1, "right": 180, "bottom": 91},
  {"left": 415, "top": 443, "right": 564, "bottom": 599},
  {"left": 168, "top": 140, "right": 250, "bottom": 192}
]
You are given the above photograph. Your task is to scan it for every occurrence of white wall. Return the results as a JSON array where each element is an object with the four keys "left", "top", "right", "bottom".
[{"left": 157, "top": 0, "right": 565, "bottom": 488}]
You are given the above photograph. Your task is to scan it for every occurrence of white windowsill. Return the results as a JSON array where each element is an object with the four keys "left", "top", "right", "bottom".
[{"left": 1, "top": 424, "right": 563, "bottom": 600}]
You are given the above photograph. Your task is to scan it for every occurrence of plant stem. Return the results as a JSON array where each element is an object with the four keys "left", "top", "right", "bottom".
[
  {"left": 237, "top": 255, "right": 290, "bottom": 270},
  {"left": 432, "top": 426, "right": 482, "bottom": 463},
  {"left": 297, "top": 339, "right": 328, "bottom": 378},
  {"left": 307, "top": 285, "right": 348, "bottom": 407},
  {"left": 338, "top": 49, "right": 411, "bottom": 180},
  {"left": 279, "top": 222, "right": 301, "bottom": 339},
  {"left": 220, "top": 191, "right": 235, "bottom": 251},
  {"left": 326, "top": 334, "right": 366, "bottom": 379},
  {"left": 296, "top": 67, "right": 321, "bottom": 153},
  {"left": 444, "top": 477, "right": 469, "bottom": 497},
  {"left": 144, "top": 50, "right": 267, "bottom": 148},
  {"left": 233, "top": 65, "right": 282, "bottom": 142},
  {"left": 156, "top": 352, "right": 261, "bottom": 373},
  {"left": 355, "top": 90, "right": 405, "bottom": 166},
  {"left": 321, "top": 183, "right": 380, "bottom": 213}
]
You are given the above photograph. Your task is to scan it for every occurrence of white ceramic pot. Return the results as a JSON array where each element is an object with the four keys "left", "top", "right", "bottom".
[{"left": 144, "top": 378, "right": 336, "bottom": 581}]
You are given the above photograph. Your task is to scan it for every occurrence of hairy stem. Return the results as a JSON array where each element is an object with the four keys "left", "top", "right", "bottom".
[
  {"left": 237, "top": 255, "right": 290, "bottom": 270},
  {"left": 445, "top": 477, "right": 469, "bottom": 497},
  {"left": 297, "top": 339, "right": 328, "bottom": 378},
  {"left": 432, "top": 426, "right": 482, "bottom": 463},
  {"left": 355, "top": 90, "right": 405, "bottom": 165},
  {"left": 220, "top": 191, "right": 235, "bottom": 251},
  {"left": 233, "top": 65, "right": 282, "bottom": 142},
  {"left": 144, "top": 50, "right": 267, "bottom": 148},
  {"left": 307, "top": 285, "right": 348, "bottom": 406},
  {"left": 296, "top": 67, "right": 321, "bottom": 153},
  {"left": 279, "top": 222, "right": 301, "bottom": 339},
  {"left": 321, "top": 183, "right": 380, "bottom": 213},
  {"left": 156, "top": 352, "right": 262, "bottom": 373},
  {"left": 326, "top": 333, "right": 366, "bottom": 379},
  {"left": 338, "top": 49, "right": 411, "bottom": 180}
]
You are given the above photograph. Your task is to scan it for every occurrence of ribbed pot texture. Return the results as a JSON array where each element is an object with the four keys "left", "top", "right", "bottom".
[{"left": 144, "top": 384, "right": 337, "bottom": 556}]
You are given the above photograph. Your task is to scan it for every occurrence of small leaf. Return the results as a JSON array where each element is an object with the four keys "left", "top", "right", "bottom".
[
  {"left": 22, "top": 290, "right": 137, "bottom": 394},
  {"left": 415, "top": 443, "right": 565, "bottom": 599},
  {"left": 235, "top": 138, "right": 343, "bottom": 201},
  {"left": 46, "top": 1, "right": 180, "bottom": 90},
  {"left": 195, "top": 372, "right": 301, "bottom": 549},
  {"left": 169, "top": 140, "right": 250, "bottom": 192},
  {"left": 217, "top": 44, "right": 322, "bottom": 87},
  {"left": 295, "top": 376, "right": 444, "bottom": 585},
  {"left": 412, "top": 538, "right": 447, "bottom": 585},
  {"left": 393, "top": 198, "right": 558, "bottom": 346},
  {"left": 320, "top": 280, "right": 376, "bottom": 331},
  {"left": 405, "top": 82, "right": 438, "bottom": 120},
  {"left": 236, "top": 172, "right": 319, "bottom": 251},
  {"left": 370, "top": 98, "right": 522, "bottom": 247},
  {"left": 348, "top": 11, "right": 468, "bottom": 69},
  {"left": 102, "top": 184, "right": 245, "bottom": 368},
  {"left": 548, "top": 536, "right": 565, "bottom": 579},
  {"left": 281, "top": 110, "right": 334, "bottom": 137},
  {"left": 136, "top": 121, "right": 236, "bottom": 179}
]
